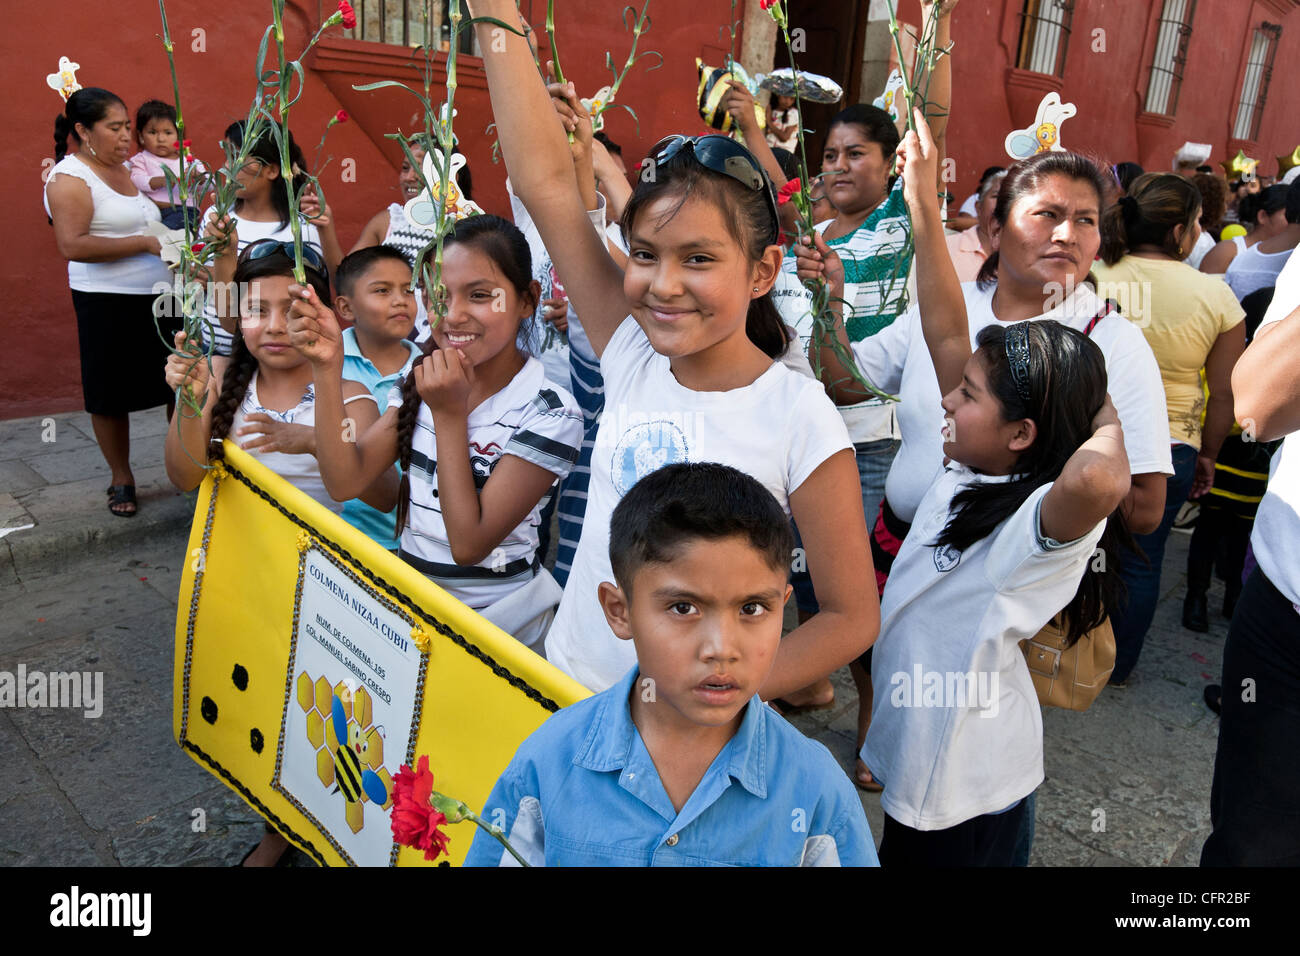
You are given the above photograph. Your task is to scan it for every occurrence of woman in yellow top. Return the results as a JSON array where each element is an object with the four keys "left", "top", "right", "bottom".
[{"left": 1093, "top": 173, "right": 1245, "bottom": 685}]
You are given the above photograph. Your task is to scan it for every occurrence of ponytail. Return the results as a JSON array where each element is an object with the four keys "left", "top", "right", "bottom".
[
  {"left": 53, "top": 114, "right": 73, "bottom": 161},
  {"left": 1100, "top": 173, "right": 1201, "bottom": 265},
  {"left": 747, "top": 292, "right": 791, "bottom": 359},
  {"left": 976, "top": 250, "right": 1000, "bottom": 290}
]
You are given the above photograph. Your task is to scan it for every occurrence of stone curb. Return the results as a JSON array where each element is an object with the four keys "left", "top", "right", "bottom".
[{"left": 0, "top": 491, "right": 197, "bottom": 581}]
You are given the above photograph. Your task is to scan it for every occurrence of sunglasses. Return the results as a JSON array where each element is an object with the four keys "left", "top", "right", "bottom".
[
  {"left": 242, "top": 239, "right": 328, "bottom": 278},
  {"left": 647, "top": 135, "right": 781, "bottom": 244}
]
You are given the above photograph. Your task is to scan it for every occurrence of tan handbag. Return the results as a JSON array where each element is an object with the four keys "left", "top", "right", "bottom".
[{"left": 1019, "top": 615, "right": 1115, "bottom": 711}]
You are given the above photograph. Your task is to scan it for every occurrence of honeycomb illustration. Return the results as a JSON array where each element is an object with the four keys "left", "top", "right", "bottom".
[{"left": 296, "top": 671, "right": 393, "bottom": 834}]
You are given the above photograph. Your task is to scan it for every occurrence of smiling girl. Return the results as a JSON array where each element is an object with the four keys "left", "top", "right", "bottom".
[
  {"left": 288, "top": 214, "right": 584, "bottom": 649},
  {"left": 466, "top": 0, "right": 877, "bottom": 697},
  {"left": 163, "top": 242, "right": 383, "bottom": 513}
]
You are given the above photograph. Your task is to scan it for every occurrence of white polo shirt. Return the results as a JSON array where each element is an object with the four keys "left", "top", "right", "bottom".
[
  {"left": 1251, "top": 247, "right": 1300, "bottom": 605},
  {"left": 852, "top": 281, "right": 1174, "bottom": 524},
  {"left": 862, "top": 466, "right": 1106, "bottom": 830}
]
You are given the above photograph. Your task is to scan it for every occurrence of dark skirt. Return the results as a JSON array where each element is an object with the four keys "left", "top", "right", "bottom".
[{"left": 70, "top": 289, "right": 178, "bottom": 415}]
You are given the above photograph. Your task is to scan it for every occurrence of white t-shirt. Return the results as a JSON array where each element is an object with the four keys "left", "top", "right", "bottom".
[
  {"left": 1252, "top": 246, "right": 1300, "bottom": 605},
  {"left": 1185, "top": 229, "right": 1216, "bottom": 271},
  {"left": 958, "top": 193, "right": 978, "bottom": 218},
  {"left": 198, "top": 208, "right": 324, "bottom": 355},
  {"left": 44, "top": 154, "right": 171, "bottom": 294},
  {"left": 231, "top": 372, "right": 350, "bottom": 514},
  {"left": 852, "top": 281, "right": 1174, "bottom": 524},
  {"left": 863, "top": 467, "right": 1106, "bottom": 830},
  {"left": 1225, "top": 242, "right": 1294, "bottom": 301},
  {"left": 544, "top": 317, "right": 854, "bottom": 691},
  {"left": 385, "top": 356, "right": 583, "bottom": 610}
]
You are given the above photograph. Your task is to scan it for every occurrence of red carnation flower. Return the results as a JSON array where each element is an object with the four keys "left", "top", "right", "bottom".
[
  {"left": 390, "top": 755, "right": 451, "bottom": 862},
  {"left": 191, "top": 242, "right": 206, "bottom": 253},
  {"left": 182, "top": 139, "right": 192, "bottom": 148},
  {"left": 777, "top": 177, "right": 802, "bottom": 206},
  {"left": 760, "top": 0, "right": 778, "bottom": 8},
  {"left": 335, "top": 110, "right": 348, "bottom": 124},
  {"left": 338, "top": 1, "right": 357, "bottom": 30}
]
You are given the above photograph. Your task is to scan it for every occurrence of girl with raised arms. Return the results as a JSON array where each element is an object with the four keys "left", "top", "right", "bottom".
[{"left": 464, "top": 0, "right": 877, "bottom": 696}]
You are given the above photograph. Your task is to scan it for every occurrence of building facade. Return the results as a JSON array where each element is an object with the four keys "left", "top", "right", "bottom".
[{"left": 5, "top": 0, "right": 1298, "bottom": 418}]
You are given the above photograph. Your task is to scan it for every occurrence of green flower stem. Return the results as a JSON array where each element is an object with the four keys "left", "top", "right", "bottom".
[{"left": 429, "top": 790, "right": 531, "bottom": 866}]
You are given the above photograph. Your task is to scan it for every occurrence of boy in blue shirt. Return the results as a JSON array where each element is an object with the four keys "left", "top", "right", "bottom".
[
  {"left": 333, "top": 246, "right": 423, "bottom": 551},
  {"left": 465, "top": 462, "right": 877, "bottom": 866}
]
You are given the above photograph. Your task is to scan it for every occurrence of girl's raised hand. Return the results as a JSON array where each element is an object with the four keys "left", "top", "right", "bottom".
[
  {"left": 793, "top": 231, "right": 845, "bottom": 298},
  {"left": 721, "top": 80, "right": 760, "bottom": 134},
  {"left": 415, "top": 348, "right": 476, "bottom": 418},
  {"left": 164, "top": 331, "right": 210, "bottom": 395},
  {"left": 287, "top": 282, "right": 343, "bottom": 368},
  {"left": 545, "top": 69, "right": 593, "bottom": 165},
  {"left": 896, "top": 108, "right": 941, "bottom": 214},
  {"left": 299, "top": 186, "right": 331, "bottom": 228}
]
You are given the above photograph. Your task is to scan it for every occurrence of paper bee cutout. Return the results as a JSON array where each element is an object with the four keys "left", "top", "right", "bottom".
[
  {"left": 47, "top": 56, "right": 82, "bottom": 102},
  {"left": 872, "top": 69, "right": 906, "bottom": 122},
  {"left": 760, "top": 67, "right": 843, "bottom": 105},
  {"left": 581, "top": 85, "right": 614, "bottom": 133},
  {"left": 1005, "top": 92, "right": 1076, "bottom": 161},
  {"left": 696, "top": 58, "right": 764, "bottom": 134},
  {"left": 403, "top": 150, "right": 483, "bottom": 231}
]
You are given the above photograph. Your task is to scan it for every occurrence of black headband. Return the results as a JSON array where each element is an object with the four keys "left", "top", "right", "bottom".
[{"left": 1004, "top": 322, "right": 1033, "bottom": 405}]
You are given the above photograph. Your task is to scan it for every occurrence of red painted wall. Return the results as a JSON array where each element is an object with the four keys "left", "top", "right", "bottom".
[
  {"left": 8, "top": 0, "right": 1297, "bottom": 419},
  {"left": 2, "top": 0, "right": 733, "bottom": 420},
  {"left": 942, "top": 0, "right": 1300, "bottom": 208}
]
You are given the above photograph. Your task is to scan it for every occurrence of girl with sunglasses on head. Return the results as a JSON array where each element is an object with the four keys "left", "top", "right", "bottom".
[
  {"left": 196, "top": 122, "right": 343, "bottom": 355},
  {"left": 163, "top": 242, "right": 387, "bottom": 516},
  {"left": 861, "top": 112, "right": 1132, "bottom": 866},
  {"left": 466, "top": 0, "right": 877, "bottom": 699}
]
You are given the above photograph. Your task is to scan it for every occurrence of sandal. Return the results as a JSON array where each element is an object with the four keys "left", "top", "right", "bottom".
[
  {"left": 106, "top": 484, "right": 137, "bottom": 518},
  {"left": 854, "top": 757, "right": 884, "bottom": 793},
  {"left": 769, "top": 695, "right": 835, "bottom": 717}
]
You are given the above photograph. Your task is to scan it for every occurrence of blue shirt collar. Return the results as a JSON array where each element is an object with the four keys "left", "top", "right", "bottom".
[
  {"left": 574, "top": 666, "right": 769, "bottom": 802},
  {"left": 341, "top": 326, "right": 421, "bottom": 369}
]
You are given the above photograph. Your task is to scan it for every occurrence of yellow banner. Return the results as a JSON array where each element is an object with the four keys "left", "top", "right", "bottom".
[{"left": 173, "top": 443, "right": 589, "bottom": 866}]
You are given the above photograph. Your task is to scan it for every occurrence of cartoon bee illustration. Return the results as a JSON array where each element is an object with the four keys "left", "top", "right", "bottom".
[
  {"left": 403, "top": 150, "right": 484, "bottom": 231},
  {"left": 1005, "top": 93, "right": 1076, "bottom": 161},
  {"left": 330, "top": 693, "right": 388, "bottom": 809}
]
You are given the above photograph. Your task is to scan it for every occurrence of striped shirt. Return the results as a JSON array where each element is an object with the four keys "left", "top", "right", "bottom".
[{"left": 386, "top": 356, "right": 583, "bottom": 609}]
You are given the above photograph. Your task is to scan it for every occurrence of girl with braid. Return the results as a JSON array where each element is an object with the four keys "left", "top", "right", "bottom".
[
  {"left": 287, "top": 215, "right": 584, "bottom": 650},
  {"left": 163, "top": 242, "right": 387, "bottom": 515}
]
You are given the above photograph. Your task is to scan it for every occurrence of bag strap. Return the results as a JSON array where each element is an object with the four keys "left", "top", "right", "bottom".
[{"left": 1082, "top": 298, "right": 1120, "bottom": 337}]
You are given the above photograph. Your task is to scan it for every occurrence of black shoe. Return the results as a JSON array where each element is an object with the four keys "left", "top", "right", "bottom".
[
  {"left": 1203, "top": 684, "right": 1222, "bottom": 716},
  {"left": 1183, "top": 592, "right": 1209, "bottom": 632}
]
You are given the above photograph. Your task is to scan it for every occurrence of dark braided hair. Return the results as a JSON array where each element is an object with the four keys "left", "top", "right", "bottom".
[
  {"left": 393, "top": 214, "right": 536, "bottom": 536},
  {"left": 934, "top": 321, "right": 1133, "bottom": 644},
  {"left": 207, "top": 247, "right": 331, "bottom": 460}
]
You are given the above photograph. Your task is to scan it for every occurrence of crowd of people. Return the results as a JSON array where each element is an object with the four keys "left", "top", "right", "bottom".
[{"left": 42, "top": 0, "right": 1299, "bottom": 867}]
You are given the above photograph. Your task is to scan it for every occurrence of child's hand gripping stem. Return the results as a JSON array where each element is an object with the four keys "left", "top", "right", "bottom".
[{"left": 897, "top": 107, "right": 968, "bottom": 397}]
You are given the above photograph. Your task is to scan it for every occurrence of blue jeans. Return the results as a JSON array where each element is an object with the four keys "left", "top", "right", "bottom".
[
  {"left": 1111, "top": 444, "right": 1197, "bottom": 684},
  {"left": 793, "top": 438, "right": 899, "bottom": 613}
]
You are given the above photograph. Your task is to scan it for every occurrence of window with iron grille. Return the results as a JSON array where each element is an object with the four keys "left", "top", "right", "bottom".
[
  {"left": 341, "top": 1, "right": 479, "bottom": 54},
  {"left": 1145, "top": 0, "right": 1197, "bottom": 115},
  {"left": 1232, "top": 23, "right": 1281, "bottom": 141},
  {"left": 1016, "top": 0, "right": 1074, "bottom": 77}
]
